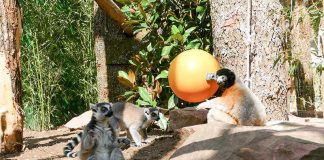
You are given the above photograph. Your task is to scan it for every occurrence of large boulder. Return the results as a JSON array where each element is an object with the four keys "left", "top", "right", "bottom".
[
  {"left": 169, "top": 107, "right": 208, "bottom": 131},
  {"left": 171, "top": 120, "right": 324, "bottom": 160},
  {"left": 64, "top": 110, "right": 92, "bottom": 129}
]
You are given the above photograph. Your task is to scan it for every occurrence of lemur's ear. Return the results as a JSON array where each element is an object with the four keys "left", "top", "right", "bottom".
[
  {"left": 144, "top": 108, "right": 150, "bottom": 115},
  {"left": 103, "top": 102, "right": 112, "bottom": 109},
  {"left": 90, "top": 103, "right": 97, "bottom": 111}
]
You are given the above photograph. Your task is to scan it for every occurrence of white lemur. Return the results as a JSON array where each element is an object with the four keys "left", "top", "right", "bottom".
[
  {"left": 196, "top": 68, "right": 267, "bottom": 126},
  {"left": 63, "top": 102, "right": 130, "bottom": 160},
  {"left": 109, "top": 102, "right": 160, "bottom": 147}
]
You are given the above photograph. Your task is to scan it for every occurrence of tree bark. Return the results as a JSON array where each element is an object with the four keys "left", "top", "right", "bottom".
[
  {"left": 0, "top": 0, "right": 24, "bottom": 154},
  {"left": 210, "top": 0, "right": 289, "bottom": 120}
]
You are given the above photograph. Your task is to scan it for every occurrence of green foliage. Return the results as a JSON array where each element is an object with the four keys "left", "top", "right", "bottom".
[
  {"left": 281, "top": 6, "right": 293, "bottom": 23},
  {"left": 307, "top": 1, "right": 324, "bottom": 36},
  {"left": 20, "top": 0, "right": 97, "bottom": 130},
  {"left": 316, "top": 64, "right": 323, "bottom": 75},
  {"left": 288, "top": 58, "right": 302, "bottom": 76},
  {"left": 117, "top": 0, "right": 213, "bottom": 109}
]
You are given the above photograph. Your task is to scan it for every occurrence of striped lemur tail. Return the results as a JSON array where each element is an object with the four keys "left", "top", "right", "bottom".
[{"left": 63, "top": 132, "right": 83, "bottom": 158}]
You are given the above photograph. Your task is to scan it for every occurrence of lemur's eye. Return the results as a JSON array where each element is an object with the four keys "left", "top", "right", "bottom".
[
  {"left": 221, "top": 76, "right": 227, "bottom": 80},
  {"left": 100, "top": 107, "right": 108, "bottom": 112},
  {"left": 151, "top": 113, "right": 156, "bottom": 117}
]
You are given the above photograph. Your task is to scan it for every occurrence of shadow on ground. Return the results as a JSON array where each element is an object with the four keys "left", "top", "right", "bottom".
[
  {"left": 170, "top": 122, "right": 324, "bottom": 160},
  {"left": 124, "top": 128, "right": 187, "bottom": 160},
  {"left": 1, "top": 130, "right": 77, "bottom": 159}
]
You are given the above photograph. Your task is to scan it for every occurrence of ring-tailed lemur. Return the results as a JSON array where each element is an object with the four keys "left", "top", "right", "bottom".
[
  {"left": 63, "top": 102, "right": 130, "bottom": 159},
  {"left": 109, "top": 102, "right": 160, "bottom": 147}
]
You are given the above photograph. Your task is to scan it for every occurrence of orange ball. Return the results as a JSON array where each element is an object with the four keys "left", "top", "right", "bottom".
[{"left": 168, "top": 49, "right": 221, "bottom": 102}]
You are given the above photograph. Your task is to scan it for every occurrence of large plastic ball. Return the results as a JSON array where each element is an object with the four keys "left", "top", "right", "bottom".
[{"left": 168, "top": 49, "right": 221, "bottom": 102}]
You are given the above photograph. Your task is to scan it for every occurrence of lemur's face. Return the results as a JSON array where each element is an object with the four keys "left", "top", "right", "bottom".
[
  {"left": 216, "top": 68, "right": 236, "bottom": 88},
  {"left": 216, "top": 75, "right": 228, "bottom": 85},
  {"left": 90, "top": 102, "right": 113, "bottom": 121},
  {"left": 144, "top": 108, "right": 160, "bottom": 121}
]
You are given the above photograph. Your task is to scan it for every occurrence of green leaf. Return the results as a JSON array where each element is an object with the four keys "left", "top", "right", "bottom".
[
  {"left": 129, "top": 59, "right": 137, "bottom": 66},
  {"left": 147, "top": 43, "right": 153, "bottom": 52},
  {"left": 161, "top": 45, "right": 173, "bottom": 57},
  {"left": 272, "top": 54, "right": 282, "bottom": 68},
  {"left": 134, "top": 28, "right": 144, "bottom": 34},
  {"left": 138, "top": 87, "right": 152, "bottom": 103},
  {"left": 172, "top": 33, "right": 184, "bottom": 43},
  {"left": 115, "top": 0, "right": 131, "bottom": 4},
  {"left": 196, "top": 6, "right": 205, "bottom": 13},
  {"left": 152, "top": 13, "right": 159, "bottom": 24},
  {"left": 156, "top": 70, "right": 168, "bottom": 79},
  {"left": 184, "top": 27, "right": 197, "bottom": 35},
  {"left": 121, "top": 6, "right": 131, "bottom": 13},
  {"left": 118, "top": 71, "right": 129, "bottom": 80},
  {"left": 185, "top": 39, "right": 201, "bottom": 49},
  {"left": 178, "top": 25, "right": 184, "bottom": 33},
  {"left": 197, "top": 6, "right": 207, "bottom": 20},
  {"left": 157, "top": 113, "right": 168, "bottom": 130},
  {"left": 121, "top": 91, "right": 136, "bottom": 101},
  {"left": 136, "top": 99, "right": 151, "bottom": 106},
  {"left": 151, "top": 100, "right": 157, "bottom": 107},
  {"left": 126, "top": 94, "right": 136, "bottom": 102},
  {"left": 183, "top": 27, "right": 196, "bottom": 41},
  {"left": 140, "top": 23, "right": 149, "bottom": 28},
  {"left": 117, "top": 76, "right": 134, "bottom": 88},
  {"left": 122, "top": 91, "right": 135, "bottom": 96},
  {"left": 168, "top": 16, "right": 180, "bottom": 22},
  {"left": 167, "top": 94, "right": 178, "bottom": 110},
  {"left": 171, "top": 25, "right": 180, "bottom": 35}
]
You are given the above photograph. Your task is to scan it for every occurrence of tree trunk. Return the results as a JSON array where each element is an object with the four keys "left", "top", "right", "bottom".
[
  {"left": 210, "top": 0, "right": 289, "bottom": 120},
  {"left": 0, "top": 0, "right": 24, "bottom": 154}
]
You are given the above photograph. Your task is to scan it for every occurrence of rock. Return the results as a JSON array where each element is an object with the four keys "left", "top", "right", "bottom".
[
  {"left": 175, "top": 125, "right": 205, "bottom": 139},
  {"left": 64, "top": 110, "right": 92, "bottom": 129},
  {"left": 169, "top": 108, "right": 208, "bottom": 131},
  {"left": 288, "top": 114, "right": 324, "bottom": 124},
  {"left": 171, "top": 121, "right": 324, "bottom": 160}
]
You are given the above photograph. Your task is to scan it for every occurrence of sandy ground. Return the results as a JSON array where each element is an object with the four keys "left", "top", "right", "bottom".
[{"left": 1, "top": 127, "right": 181, "bottom": 160}]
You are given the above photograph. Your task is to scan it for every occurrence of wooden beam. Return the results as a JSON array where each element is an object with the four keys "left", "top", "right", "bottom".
[{"left": 94, "top": 0, "right": 133, "bottom": 35}]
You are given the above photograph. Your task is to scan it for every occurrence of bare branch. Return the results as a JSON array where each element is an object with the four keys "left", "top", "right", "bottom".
[{"left": 95, "top": 0, "right": 133, "bottom": 35}]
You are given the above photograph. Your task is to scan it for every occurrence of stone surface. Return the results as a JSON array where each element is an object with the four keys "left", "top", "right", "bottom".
[
  {"left": 95, "top": 8, "right": 140, "bottom": 101},
  {"left": 169, "top": 108, "right": 208, "bottom": 131},
  {"left": 64, "top": 110, "right": 92, "bottom": 129},
  {"left": 210, "top": 0, "right": 289, "bottom": 121},
  {"left": 171, "top": 120, "right": 324, "bottom": 160},
  {"left": 94, "top": 4, "right": 109, "bottom": 102},
  {"left": 289, "top": 1, "right": 315, "bottom": 115}
]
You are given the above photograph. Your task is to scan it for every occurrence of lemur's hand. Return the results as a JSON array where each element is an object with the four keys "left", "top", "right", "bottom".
[
  {"left": 88, "top": 129, "right": 96, "bottom": 138},
  {"left": 196, "top": 100, "right": 209, "bottom": 110}
]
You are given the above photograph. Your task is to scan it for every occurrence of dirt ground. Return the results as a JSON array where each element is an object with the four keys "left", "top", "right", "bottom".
[{"left": 2, "top": 127, "right": 183, "bottom": 160}]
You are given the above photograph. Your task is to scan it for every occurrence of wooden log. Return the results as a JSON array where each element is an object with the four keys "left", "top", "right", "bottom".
[{"left": 95, "top": 0, "right": 133, "bottom": 35}]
